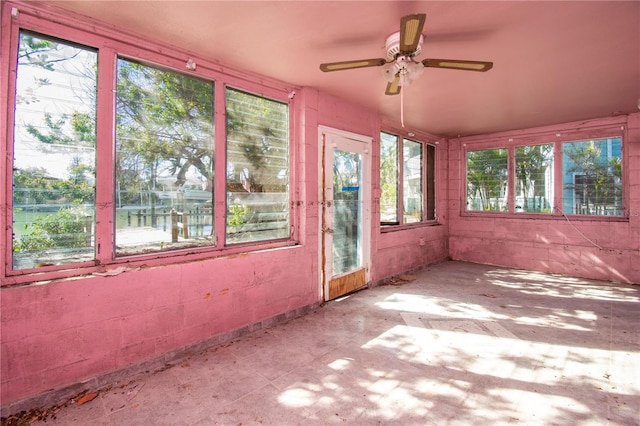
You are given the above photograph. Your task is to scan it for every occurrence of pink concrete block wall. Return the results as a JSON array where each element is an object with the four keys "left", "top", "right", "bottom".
[
  {"left": 2, "top": 83, "right": 447, "bottom": 413},
  {"left": 2, "top": 1, "right": 637, "bottom": 414},
  {"left": 1, "top": 248, "right": 320, "bottom": 405}
]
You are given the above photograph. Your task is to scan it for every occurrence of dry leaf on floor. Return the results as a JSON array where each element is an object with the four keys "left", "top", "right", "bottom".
[
  {"left": 398, "top": 274, "right": 416, "bottom": 282},
  {"left": 481, "top": 293, "right": 497, "bottom": 298},
  {"left": 77, "top": 392, "right": 98, "bottom": 405}
]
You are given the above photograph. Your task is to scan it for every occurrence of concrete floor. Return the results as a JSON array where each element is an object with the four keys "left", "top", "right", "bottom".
[{"left": 18, "top": 261, "right": 640, "bottom": 425}]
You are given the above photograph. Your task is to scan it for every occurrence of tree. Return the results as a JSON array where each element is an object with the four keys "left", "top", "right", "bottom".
[
  {"left": 379, "top": 135, "right": 398, "bottom": 221},
  {"left": 564, "top": 140, "right": 622, "bottom": 215},
  {"left": 515, "top": 144, "right": 553, "bottom": 212},
  {"left": 116, "top": 59, "right": 214, "bottom": 198},
  {"left": 467, "top": 149, "right": 508, "bottom": 211}
]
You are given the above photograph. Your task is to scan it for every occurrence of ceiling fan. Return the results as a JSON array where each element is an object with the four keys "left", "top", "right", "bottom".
[{"left": 319, "top": 13, "right": 493, "bottom": 96}]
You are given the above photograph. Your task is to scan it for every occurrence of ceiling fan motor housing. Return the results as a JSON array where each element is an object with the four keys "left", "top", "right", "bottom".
[{"left": 385, "top": 31, "right": 424, "bottom": 60}]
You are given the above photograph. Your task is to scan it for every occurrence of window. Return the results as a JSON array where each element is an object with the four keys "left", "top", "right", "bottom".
[
  {"left": 380, "top": 132, "right": 435, "bottom": 225},
  {"left": 562, "top": 138, "right": 622, "bottom": 216},
  {"left": 380, "top": 132, "right": 398, "bottom": 223},
  {"left": 225, "top": 88, "right": 289, "bottom": 244},
  {"left": 466, "top": 148, "right": 508, "bottom": 212},
  {"left": 464, "top": 135, "right": 624, "bottom": 217},
  {"left": 115, "top": 58, "right": 215, "bottom": 255},
  {"left": 515, "top": 144, "right": 554, "bottom": 213},
  {"left": 12, "top": 32, "right": 97, "bottom": 270},
  {"left": 4, "top": 8, "right": 292, "bottom": 281}
]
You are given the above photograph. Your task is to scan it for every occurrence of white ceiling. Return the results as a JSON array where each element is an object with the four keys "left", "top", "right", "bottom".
[{"left": 45, "top": 1, "right": 640, "bottom": 137}]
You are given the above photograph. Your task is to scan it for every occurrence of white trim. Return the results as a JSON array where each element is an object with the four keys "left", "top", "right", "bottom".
[{"left": 318, "top": 126, "right": 372, "bottom": 301}]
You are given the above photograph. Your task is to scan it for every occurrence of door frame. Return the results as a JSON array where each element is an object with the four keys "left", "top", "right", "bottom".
[{"left": 318, "top": 125, "right": 372, "bottom": 301}]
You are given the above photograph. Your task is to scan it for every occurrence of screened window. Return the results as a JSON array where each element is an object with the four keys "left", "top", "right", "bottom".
[
  {"left": 562, "top": 138, "right": 622, "bottom": 216},
  {"left": 466, "top": 148, "right": 508, "bottom": 211},
  {"left": 12, "top": 32, "right": 97, "bottom": 270},
  {"left": 380, "top": 132, "right": 435, "bottom": 225},
  {"left": 464, "top": 136, "right": 624, "bottom": 217},
  {"left": 115, "top": 58, "right": 214, "bottom": 256},
  {"left": 225, "top": 88, "right": 289, "bottom": 244},
  {"left": 515, "top": 144, "right": 554, "bottom": 213}
]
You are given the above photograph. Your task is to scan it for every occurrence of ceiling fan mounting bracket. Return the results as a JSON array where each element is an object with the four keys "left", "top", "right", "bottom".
[{"left": 385, "top": 31, "right": 423, "bottom": 60}]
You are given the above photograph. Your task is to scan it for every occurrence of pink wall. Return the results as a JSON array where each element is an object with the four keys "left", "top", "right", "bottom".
[
  {"left": 1, "top": 86, "right": 447, "bottom": 414},
  {"left": 3, "top": 0, "right": 636, "bottom": 415},
  {"left": 371, "top": 140, "right": 450, "bottom": 280},
  {"left": 1, "top": 245, "right": 321, "bottom": 410},
  {"left": 449, "top": 113, "right": 640, "bottom": 283}
]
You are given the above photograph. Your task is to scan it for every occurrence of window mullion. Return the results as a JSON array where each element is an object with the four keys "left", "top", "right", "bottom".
[
  {"left": 95, "top": 46, "right": 116, "bottom": 262},
  {"left": 553, "top": 141, "right": 563, "bottom": 215},
  {"left": 214, "top": 82, "right": 227, "bottom": 246},
  {"left": 507, "top": 146, "right": 515, "bottom": 214}
]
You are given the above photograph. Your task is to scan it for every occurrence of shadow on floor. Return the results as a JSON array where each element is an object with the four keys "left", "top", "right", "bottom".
[{"left": 3, "top": 261, "right": 639, "bottom": 425}]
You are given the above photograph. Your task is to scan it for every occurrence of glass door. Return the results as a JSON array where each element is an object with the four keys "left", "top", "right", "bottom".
[{"left": 321, "top": 130, "right": 370, "bottom": 301}]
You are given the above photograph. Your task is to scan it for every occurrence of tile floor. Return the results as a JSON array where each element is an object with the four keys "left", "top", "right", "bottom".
[{"left": 9, "top": 261, "right": 640, "bottom": 425}]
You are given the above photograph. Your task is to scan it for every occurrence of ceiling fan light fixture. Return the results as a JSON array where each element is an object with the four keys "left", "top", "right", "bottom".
[
  {"left": 382, "top": 63, "right": 401, "bottom": 82},
  {"left": 405, "top": 61, "right": 424, "bottom": 80},
  {"left": 383, "top": 57, "right": 424, "bottom": 86}
]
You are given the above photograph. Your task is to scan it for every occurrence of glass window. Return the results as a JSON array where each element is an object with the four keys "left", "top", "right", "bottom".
[
  {"left": 380, "top": 132, "right": 435, "bottom": 225},
  {"left": 12, "top": 32, "right": 97, "bottom": 270},
  {"left": 515, "top": 144, "right": 554, "bottom": 213},
  {"left": 379, "top": 132, "right": 398, "bottom": 224},
  {"left": 225, "top": 88, "right": 289, "bottom": 244},
  {"left": 562, "top": 138, "right": 622, "bottom": 216},
  {"left": 403, "top": 140, "right": 423, "bottom": 223},
  {"left": 466, "top": 148, "right": 508, "bottom": 211},
  {"left": 115, "top": 58, "right": 214, "bottom": 255}
]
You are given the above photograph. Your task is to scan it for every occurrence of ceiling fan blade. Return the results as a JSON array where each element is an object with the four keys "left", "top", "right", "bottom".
[
  {"left": 385, "top": 74, "right": 401, "bottom": 95},
  {"left": 422, "top": 59, "right": 494, "bottom": 72},
  {"left": 399, "top": 13, "right": 426, "bottom": 54},
  {"left": 320, "top": 58, "right": 387, "bottom": 72}
]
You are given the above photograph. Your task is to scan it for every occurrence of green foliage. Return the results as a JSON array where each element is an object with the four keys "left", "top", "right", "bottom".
[
  {"left": 14, "top": 207, "right": 91, "bottom": 254},
  {"left": 379, "top": 134, "right": 398, "bottom": 217},
  {"left": 18, "top": 34, "right": 59, "bottom": 71},
  {"left": 564, "top": 139, "right": 622, "bottom": 213},
  {"left": 227, "top": 204, "right": 249, "bottom": 226},
  {"left": 116, "top": 59, "right": 214, "bottom": 192},
  {"left": 467, "top": 149, "right": 508, "bottom": 211},
  {"left": 515, "top": 144, "right": 553, "bottom": 212}
]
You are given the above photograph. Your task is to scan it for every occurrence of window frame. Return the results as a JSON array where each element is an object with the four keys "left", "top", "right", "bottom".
[
  {"left": 461, "top": 124, "right": 627, "bottom": 221},
  {"left": 1, "top": 3, "right": 298, "bottom": 285},
  {"left": 379, "top": 129, "right": 437, "bottom": 230}
]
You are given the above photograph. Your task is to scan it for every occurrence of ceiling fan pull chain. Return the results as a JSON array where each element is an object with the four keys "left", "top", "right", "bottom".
[{"left": 401, "top": 80, "right": 405, "bottom": 128}]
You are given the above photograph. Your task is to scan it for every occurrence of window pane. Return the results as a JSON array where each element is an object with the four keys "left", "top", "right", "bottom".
[
  {"left": 225, "top": 88, "right": 289, "bottom": 244},
  {"left": 515, "top": 144, "right": 554, "bottom": 213},
  {"left": 426, "top": 144, "right": 436, "bottom": 221},
  {"left": 115, "top": 59, "right": 214, "bottom": 255},
  {"left": 380, "top": 132, "right": 398, "bottom": 223},
  {"left": 332, "top": 150, "right": 362, "bottom": 274},
  {"left": 12, "top": 32, "right": 97, "bottom": 269},
  {"left": 562, "top": 138, "right": 622, "bottom": 216},
  {"left": 466, "top": 148, "right": 508, "bottom": 211},
  {"left": 403, "top": 139, "right": 423, "bottom": 223}
]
